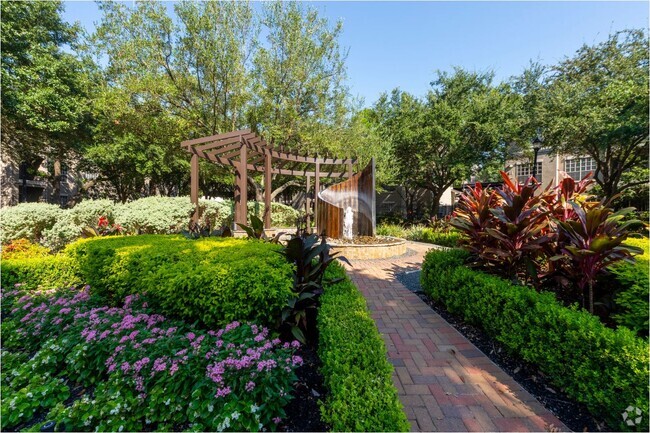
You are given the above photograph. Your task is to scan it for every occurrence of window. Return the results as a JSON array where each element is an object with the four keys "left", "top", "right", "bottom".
[
  {"left": 564, "top": 157, "right": 596, "bottom": 180},
  {"left": 515, "top": 162, "right": 542, "bottom": 183},
  {"left": 61, "top": 164, "right": 69, "bottom": 177}
]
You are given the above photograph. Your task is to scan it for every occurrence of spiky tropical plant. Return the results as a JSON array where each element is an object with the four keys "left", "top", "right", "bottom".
[
  {"left": 278, "top": 232, "right": 342, "bottom": 343},
  {"left": 450, "top": 181, "right": 500, "bottom": 257},
  {"left": 237, "top": 215, "right": 266, "bottom": 239},
  {"left": 552, "top": 201, "right": 642, "bottom": 313},
  {"left": 481, "top": 172, "right": 552, "bottom": 280}
]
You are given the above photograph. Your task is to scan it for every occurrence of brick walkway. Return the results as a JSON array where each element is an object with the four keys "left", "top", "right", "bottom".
[{"left": 344, "top": 242, "right": 569, "bottom": 432}]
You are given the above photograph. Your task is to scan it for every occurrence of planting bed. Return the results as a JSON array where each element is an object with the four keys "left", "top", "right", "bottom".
[
  {"left": 397, "top": 270, "right": 608, "bottom": 432},
  {"left": 0, "top": 286, "right": 306, "bottom": 432}
]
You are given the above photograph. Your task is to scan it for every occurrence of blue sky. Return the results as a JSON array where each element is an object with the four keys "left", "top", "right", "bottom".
[{"left": 63, "top": 1, "right": 649, "bottom": 106}]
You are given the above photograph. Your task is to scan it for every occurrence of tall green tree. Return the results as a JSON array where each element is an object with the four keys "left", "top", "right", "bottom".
[
  {"left": 540, "top": 29, "right": 649, "bottom": 200},
  {"left": 375, "top": 69, "right": 514, "bottom": 217},
  {"left": 1, "top": 0, "right": 92, "bottom": 200},
  {"left": 89, "top": 0, "right": 356, "bottom": 201},
  {"left": 87, "top": 0, "right": 258, "bottom": 198},
  {"left": 250, "top": 1, "right": 349, "bottom": 154}
]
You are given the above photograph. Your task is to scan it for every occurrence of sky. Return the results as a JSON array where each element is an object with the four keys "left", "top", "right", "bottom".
[{"left": 62, "top": 0, "right": 649, "bottom": 106}]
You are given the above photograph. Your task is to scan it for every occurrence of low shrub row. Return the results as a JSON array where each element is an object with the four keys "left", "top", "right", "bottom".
[
  {"left": 1, "top": 287, "right": 301, "bottom": 431},
  {"left": 318, "top": 263, "right": 410, "bottom": 432},
  {"left": 376, "top": 223, "right": 462, "bottom": 247},
  {"left": 0, "top": 197, "right": 301, "bottom": 250},
  {"left": 611, "top": 237, "right": 650, "bottom": 335},
  {"left": 421, "top": 249, "right": 649, "bottom": 431},
  {"left": 1, "top": 255, "right": 81, "bottom": 291},
  {"left": 2, "top": 236, "right": 294, "bottom": 329}
]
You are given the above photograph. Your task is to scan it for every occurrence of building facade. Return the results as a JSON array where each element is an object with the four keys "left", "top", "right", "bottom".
[
  {"left": 375, "top": 149, "right": 600, "bottom": 220},
  {"left": 504, "top": 149, "right": 599, "bottom": 188},
  {"left": 0, "top": 152, "right": 84, "bottom": 208}
]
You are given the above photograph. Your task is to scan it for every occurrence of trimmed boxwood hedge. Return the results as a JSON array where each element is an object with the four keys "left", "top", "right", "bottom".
[
  {"left": 421, "top": 249, "right": 649, "bottom": 432},
  {"left": 2, "top": 235, "right": 294, "bottom": 329},
  {"left": 1, "top": 255, "right": 81, "bottom": 290},
  {"left": 318, "top": 263, "right": 410, "bottom": 432}
]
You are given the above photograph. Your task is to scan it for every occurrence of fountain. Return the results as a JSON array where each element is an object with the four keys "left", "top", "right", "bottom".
[
  {"left": 181, "top": 129, "right": 406, "bottom": 259},
  {"left": 316, "top": 159, "right": 406, "bottom": 260}
]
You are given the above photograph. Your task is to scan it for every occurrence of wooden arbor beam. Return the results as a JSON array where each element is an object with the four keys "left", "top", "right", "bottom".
[
  {"left": 190, "top": 154, "right": 199, "bottom": 222},
  {"left": 264, "top": 152, "right": 272, "bottom": 229},
  {"left": 183, "top": 130, "right": 358, "bottom": 229}
]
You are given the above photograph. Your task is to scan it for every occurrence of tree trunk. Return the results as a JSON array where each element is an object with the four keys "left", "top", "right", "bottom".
[
  {"left": 429, "top": 189, "right": 445, "bottom": 220},
  {"left": 52, "top": 159, "right": 62, "bottom": 206}
]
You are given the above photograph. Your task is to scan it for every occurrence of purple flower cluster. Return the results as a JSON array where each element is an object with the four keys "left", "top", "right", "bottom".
[{"left": 4, "top": 285, "right": 303, "bottom": 429}]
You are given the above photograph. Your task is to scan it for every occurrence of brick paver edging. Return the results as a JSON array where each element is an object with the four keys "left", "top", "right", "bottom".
[{"left": 343, "top": 242, "right": 569, "bottom": 432}]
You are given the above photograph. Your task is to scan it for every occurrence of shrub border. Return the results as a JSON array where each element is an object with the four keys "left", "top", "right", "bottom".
[
  {"left": 318, "top": 263, "right": 410, "bottom": 432},
  {"left": 421, "top": 249, "right": 649, "bottom": 432}
]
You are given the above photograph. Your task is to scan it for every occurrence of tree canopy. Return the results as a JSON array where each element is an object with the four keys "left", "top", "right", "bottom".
[
  {"left": 531, "top": 30, "right": 649, "bottom": 200},
  {"left": 373, "top": 68, "right": 515, "bottom": 217},
  {"left": 1, "top": 1, "right": 646, "bottom": 213},
  {"left": 1, "top": 0, "right": 91, "bottom": 164}
]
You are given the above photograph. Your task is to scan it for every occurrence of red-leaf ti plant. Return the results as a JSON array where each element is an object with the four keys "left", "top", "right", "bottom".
[
  {"left": 450, "top": 181, "right": 500, "bottom": 257},
  {"left": 551, "top": 199, "right": 643, "bottom": 314},
  {"left": 480, "top": 171, "right": 553, "bottom": 282},
  {"left": 547, "top": 173, "right": 597, "bottom": 223}
]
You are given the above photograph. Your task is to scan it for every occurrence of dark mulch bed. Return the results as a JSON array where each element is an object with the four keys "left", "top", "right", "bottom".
[
  {"left": 280, "top": 344, "right": 329, "bottom": 432},
  {"left": 396, "top": 270, "right": 611, "bottom": 433}
]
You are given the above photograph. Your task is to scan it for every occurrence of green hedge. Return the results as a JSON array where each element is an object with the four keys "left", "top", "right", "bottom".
[
  {"left": 376, "top": 224, "right": 461, "bottom": 247},
  {"left": 1, "top": 255, "right": 81, "bottom": 290},
  {"left": 611, "top": 237, "right": 649, "bottom": 335},
  {"left": 2, "top": 235, "right": 294, "bottom": 329},
  {"left": 63, "top": 235, "right": 294, "bottom": 328},
  {"left": 318, "top": 263, "right": 409, "bottom": 432},
  {"left": 421, "top": 249, "right": 650, "bottom": 431}
]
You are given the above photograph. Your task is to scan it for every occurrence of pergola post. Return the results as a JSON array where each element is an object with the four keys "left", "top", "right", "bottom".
[
  {"left": 234, "top": 143, "right": 248, "bottom": 228},
  {"left": 190, "top": 154, "right": 199, "bottom": 222},
  {"left": 264, "top": 152, "right": 272, "bottom": 229},
  {"left": 347, "top": 160, "right": 353, "bottom": 178},
  {"left": 305, "top": 175, "right": 311, "bottom": 232},
  {"left": 314, "top": 162, "right": 320, "bottom": 232}
]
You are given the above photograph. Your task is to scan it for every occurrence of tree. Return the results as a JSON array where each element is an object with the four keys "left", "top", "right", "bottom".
[
  {"left": 89, "top": 0, "right": 357, "bottom": 202},
  {"left": 249, "top": 1, "right": 349, "bottom": 154},
  {"left": 86, "top": 0, "right": 258, "bottom": 199},
  {"left": 1, "top": 0, "right": 92, "bottom": 201},
  {"left": 375, "top": 69, "right": 514, "bottom": 218},
  {"left": 540, "top": 29, "right": 649, "bottom": 200}
]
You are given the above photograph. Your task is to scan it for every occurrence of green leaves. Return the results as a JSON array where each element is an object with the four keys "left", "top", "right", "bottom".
[
  {"left": 1, "top": 0, "right": 91, "bottom": 162},
  {"left": 421, "top": 249, "right": 649, "bottom": 432},
  {"left": 278, "top": 232, "right": 340, "bottom": 343},
  {"left": 537, "top": 29, "right": 649, "bottom": 200},
  {"left": 373, "top": 69, "right": 513, "bottom": 217}
]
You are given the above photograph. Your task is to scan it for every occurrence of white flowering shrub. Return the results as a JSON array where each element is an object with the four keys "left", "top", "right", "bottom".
[
  {"left": 114, "top": 197, "right": 195, "bottom": 234},
  {"left": 247, "top": 202, "right": 301, "bottom": 228},
  {"left": 0, "top": 197, "right": 299, "bottom": 249},
  {"left": 41, "top": 217, "right": 83, "bottom": 251},
  {"left": 0, "top": 203, "right": 64, "bottom": 244},
  {"left": 68, "top": 199, "right": 116, "bottom": 226}
]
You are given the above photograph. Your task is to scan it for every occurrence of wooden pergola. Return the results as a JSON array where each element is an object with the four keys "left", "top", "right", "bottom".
[{"left": 181, "top": 129, "right": 357, "bottom": 229}]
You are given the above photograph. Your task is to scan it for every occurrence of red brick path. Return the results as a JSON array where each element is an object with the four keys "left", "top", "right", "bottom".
[{"left": 344, "top": 242, "right": 569, "bottom": 432}]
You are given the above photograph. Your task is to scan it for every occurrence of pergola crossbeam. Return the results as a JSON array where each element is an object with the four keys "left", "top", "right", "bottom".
[{"left": 183, "top": 130, "right": 356, "bottom": 230}]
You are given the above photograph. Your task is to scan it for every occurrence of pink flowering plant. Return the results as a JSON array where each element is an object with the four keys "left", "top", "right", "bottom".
[{"left": 1, "top": 286, "right": 302, "bottom": 432}]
